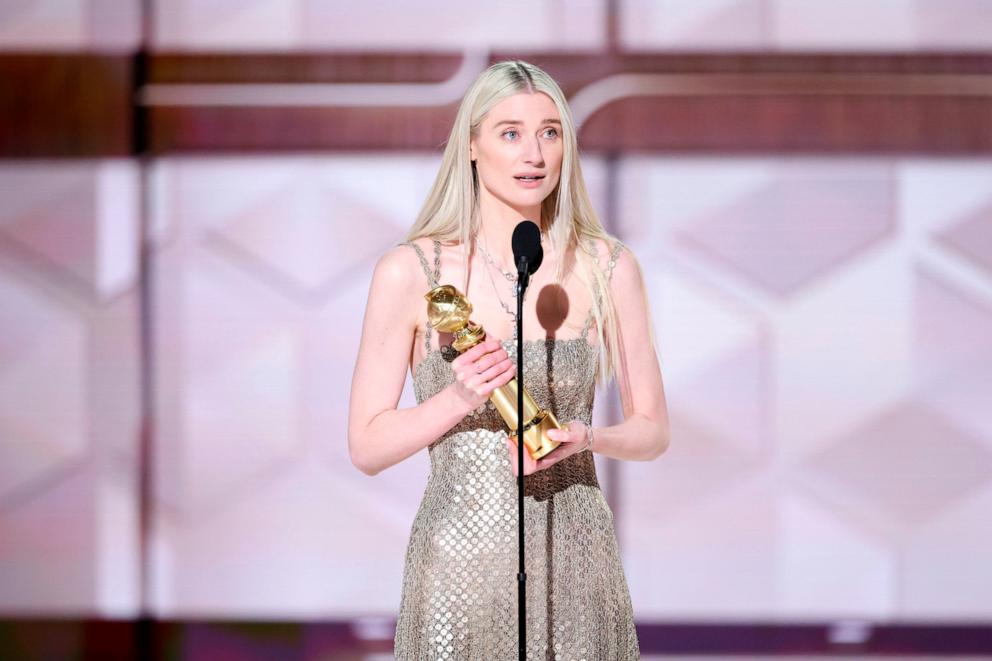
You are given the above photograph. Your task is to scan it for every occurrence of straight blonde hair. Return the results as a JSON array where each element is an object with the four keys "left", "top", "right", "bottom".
[{"left": 405, "top": 60, "right": 656, "bottom": 387}]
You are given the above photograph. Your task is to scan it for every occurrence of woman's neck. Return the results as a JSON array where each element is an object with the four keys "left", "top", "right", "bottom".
[{"left": 476, "top": 197, "right": 544, "bottom": 273}]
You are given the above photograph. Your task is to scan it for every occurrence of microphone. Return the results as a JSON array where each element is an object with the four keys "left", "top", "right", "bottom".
[{"left": 512, "top": 220, "right": 543, "bottom": 291}]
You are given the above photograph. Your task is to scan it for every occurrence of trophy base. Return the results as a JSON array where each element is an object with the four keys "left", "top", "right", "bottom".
[{"left": 509, "top": 409, "right": 562, "bottom": 461}]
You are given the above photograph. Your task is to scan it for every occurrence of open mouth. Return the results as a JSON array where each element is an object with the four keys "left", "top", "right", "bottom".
[{"left": 514, "top": 175, "right": 545, "bottom": 181}]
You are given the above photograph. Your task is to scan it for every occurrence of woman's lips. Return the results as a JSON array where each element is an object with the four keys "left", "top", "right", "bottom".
[{"left": 514, "top": 175, "right": 545, "bottom": 188}]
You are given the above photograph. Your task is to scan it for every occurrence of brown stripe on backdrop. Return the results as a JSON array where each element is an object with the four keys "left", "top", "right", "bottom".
[
  {"left": 0, "top": 55, "right": 133, "bottom": 157},
  {"left": 2, "top": 52, "right": 992, "bottom": 156}
]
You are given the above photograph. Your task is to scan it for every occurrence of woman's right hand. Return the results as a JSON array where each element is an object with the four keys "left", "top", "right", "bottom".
[{"left": 449, "top": 338, "right": 516, "bottom": 412}]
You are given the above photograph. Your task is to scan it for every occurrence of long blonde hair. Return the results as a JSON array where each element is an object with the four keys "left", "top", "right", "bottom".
[{"left": 405, "top": 60, "right": 651, "bottom": 387}]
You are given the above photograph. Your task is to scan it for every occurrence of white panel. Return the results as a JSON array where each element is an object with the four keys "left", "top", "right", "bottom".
[
  {"left": 0, "top": 0, "right": 86, "bottom": 50},
  {"left": 772, "top": 0, "right": 916, "bottom": 50},
  {"left": 621, "top": 0, "right": 766, "bottom": 51},
  {"left": 154, "top": 0, "right": 606, "bottom": 51},
  {"left": 96, "top": 160, "right": 141, "bottom": 302}
]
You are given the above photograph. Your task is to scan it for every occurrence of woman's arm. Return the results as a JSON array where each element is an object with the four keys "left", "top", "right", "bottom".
[
  {"left": 590, "top": 244, "right": 670, "bottom": 461},
  {"left": 348, "top": 244, "right": 516, "bottom": 476},
  {"left": 505, "top": 242, "right": 670, "bottom": 476}
]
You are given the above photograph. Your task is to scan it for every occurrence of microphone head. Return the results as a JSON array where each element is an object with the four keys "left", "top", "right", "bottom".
[{"left": 512, "top": 220, "right": 543, "bottom": 275}]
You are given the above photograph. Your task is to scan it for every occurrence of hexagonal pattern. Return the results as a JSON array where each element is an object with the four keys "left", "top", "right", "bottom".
[{"left": 2, "top": 153, "right": 991, "bottom": 625}]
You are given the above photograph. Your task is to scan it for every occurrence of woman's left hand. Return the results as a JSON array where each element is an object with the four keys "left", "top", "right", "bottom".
[{"left": 505, "top": 420, "right": 589, "bottom": 476}]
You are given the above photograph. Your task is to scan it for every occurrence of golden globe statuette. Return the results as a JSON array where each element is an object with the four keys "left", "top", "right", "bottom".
[{"left": 425, "top": 284, "right": 561, "bottom": 460}]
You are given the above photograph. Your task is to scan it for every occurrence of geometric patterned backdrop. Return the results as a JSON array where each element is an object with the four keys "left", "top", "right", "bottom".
[
  {"left": 0, "top": 159, "right": 142, "bottom": 616},
  {"left": 144, "top": 155, "right": 610, "bottom": 618},
  {"left": 617, "top": 158, "right": 992, "bottom": 620},
  {"left": 2, "top": 155, "right": 990, "bottom": 621},
  {"left": 2, "top": 0, "right": 992, "bottom": 638}
]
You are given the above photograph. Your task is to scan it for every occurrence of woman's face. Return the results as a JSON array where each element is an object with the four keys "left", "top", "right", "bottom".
[{"left": 470, "top": 91, "right": 564, "bottom": 214}]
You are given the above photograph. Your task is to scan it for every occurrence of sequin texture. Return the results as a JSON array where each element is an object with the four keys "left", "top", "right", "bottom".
[{"left": 394, "top": 240, "right": 639, "bottom": 660}]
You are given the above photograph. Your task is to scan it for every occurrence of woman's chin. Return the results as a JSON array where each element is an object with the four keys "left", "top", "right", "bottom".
[
  {"left": 483, "top": 187, "right": 553, "bottom": 215},
  {"left": 505, "top": 191, "right": 552, "bottom": 211}
]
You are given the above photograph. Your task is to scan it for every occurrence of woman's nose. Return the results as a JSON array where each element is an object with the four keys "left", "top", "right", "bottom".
[{"left": 523, "top": 136, "right": 545, "bottom": 165}]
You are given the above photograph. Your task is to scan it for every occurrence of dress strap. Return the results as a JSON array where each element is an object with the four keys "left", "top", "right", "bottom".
[
  {"left": 402, "top": 239, "right": 441, "bottom": 288},
  {"left": 400, "top": 239, "right": 442, "bottom": 352},
  {"left": 581, "top": 240, "right": 625, "bottom": 338}
]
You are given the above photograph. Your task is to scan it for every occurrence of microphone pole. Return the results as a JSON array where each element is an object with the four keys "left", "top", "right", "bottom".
[
  {"left": 516, "top": 264, "right": 526, "bottom": 661},
  {"left": 511, "top": 220, "right": 542, "bottom": 661}
]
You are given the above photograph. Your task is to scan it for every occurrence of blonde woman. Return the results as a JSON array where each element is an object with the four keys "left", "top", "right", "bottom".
[{"left": 348, "top": 60, "right": 669, "bottom": 659}]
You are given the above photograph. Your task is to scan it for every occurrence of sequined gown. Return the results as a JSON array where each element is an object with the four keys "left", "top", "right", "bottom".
[{"left": 393, "top": 239, "right": 639, "bottom": 661}]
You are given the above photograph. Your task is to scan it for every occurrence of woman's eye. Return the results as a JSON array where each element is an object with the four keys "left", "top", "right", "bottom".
[
  {"left": 502, "top": 130, "right": 518, "bottom": 140},
  {"left": 543, "top": 127, "right": 559, "bottom": 139}
]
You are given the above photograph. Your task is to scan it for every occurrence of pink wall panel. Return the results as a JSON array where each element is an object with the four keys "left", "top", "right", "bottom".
[
  {"left": 0, "top": 0, "right": 140, "bottom": 52},
  {"left": 0, "top": 160, "right": 142, "bottom": 616},
  {"left": 620, "top": 0, "right": 992, "bottom": 52},
  {"left": 1, "top": 154, "right": 991, "bottom": 620},
  {"left": 151, "top": 0, "right": 607, "bottom": 52},
  {"left": 147, "top": 155, "right": 443, "bottom": 616},
  {"left": 616, "top": 156, "right": 992, "bottom": 620},
  {"left": 4, "top": 1, "right": 990, "bottom": 54}
]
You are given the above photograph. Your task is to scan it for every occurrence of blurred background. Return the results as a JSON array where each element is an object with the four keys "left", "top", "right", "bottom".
[{"left": 1, "top": 1, "right": 992, "bottom": 659}]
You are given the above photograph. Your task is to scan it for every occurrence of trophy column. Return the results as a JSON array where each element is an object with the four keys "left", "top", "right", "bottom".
[{"left": 423, "top": 284, "right": 561, "bottom": 460}]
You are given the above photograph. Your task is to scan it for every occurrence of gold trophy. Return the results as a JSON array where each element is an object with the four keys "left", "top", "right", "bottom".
[{"left": 425, "top": 284, "right": 562, "bottom": 460}]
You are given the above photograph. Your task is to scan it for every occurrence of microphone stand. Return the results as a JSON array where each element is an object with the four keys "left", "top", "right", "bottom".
[{"left": 515, "top": 259, "right": 529, "bottom": 661}]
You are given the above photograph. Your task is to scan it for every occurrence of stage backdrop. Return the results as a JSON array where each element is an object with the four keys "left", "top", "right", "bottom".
[{"left": 1, "top": 0, "right": 992, "bottom": 625}]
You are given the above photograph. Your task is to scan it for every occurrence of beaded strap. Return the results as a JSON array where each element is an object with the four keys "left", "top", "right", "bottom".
[
  {"left": 580, "top": 240, "right": 626, "bottom": 338},
  {"left": 401, "top": 239, "right": 442, "bottom": 352}
]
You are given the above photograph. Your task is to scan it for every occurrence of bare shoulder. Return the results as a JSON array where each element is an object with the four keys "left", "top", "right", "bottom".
[
  {"left": 372, "top": 240, "right": 427, "bottom": 293},
  {"left": 610, "top": 241, "right": 641, "bottom": 286},
  {"left": 359, "top": 241, "right": 431, "bottom": 344},
  {"left": 586, "top": 236, "right": 643, "bottom": 305},
  {"left": 587, "top": 235, "right": 636, "bottom": 274}
]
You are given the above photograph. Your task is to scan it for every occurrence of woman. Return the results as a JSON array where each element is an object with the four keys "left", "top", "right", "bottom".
[{"left": 348, "top": 60, "right": 669, "bottom": 660}]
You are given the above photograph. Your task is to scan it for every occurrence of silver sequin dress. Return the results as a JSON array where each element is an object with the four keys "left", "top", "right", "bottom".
[{"left": 394, "top": 239, "right": 640, "bottom": 661}]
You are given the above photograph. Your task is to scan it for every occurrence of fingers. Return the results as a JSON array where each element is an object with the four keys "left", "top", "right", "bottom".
[
  {"left": 536, "top": 455, "right": 563, "bottom": 471},
  {"left": 451, "top": 339, "right": 502, "bottom": 371},
  {"left": 453, "top": 341, "right": 507, "bottom": 377},
  {"left": 536, "top": 440, "right": 578, "bottom": 471},
  {"left": 490, "top": 363, "right": 517, "bottom": 388},
  {"left": 449, "top": 339, "right": 515, "bottom": 409},
  {"left": 506, "top": 438, "right": 519, "bottom": 476},
  {"left": 462, "top": 359, "right": 515, "bottom": 397},
  {"left": 505, "top": 436, "right": 538, "bottom": 476},
  {"left": 547, "top": 421, "right": 585, "bottom": 444},
  {"left": 472, "top": 357, "right": 515, "bottom": 386},
  {"left": 471, "top": 352, "right": 503, "bottom": 376},
  {"left": 453, "top": 341, "right": 513, "bottom": 392},
  {"left": 518, "top": 422, "right": 587, "bottom": 473}
]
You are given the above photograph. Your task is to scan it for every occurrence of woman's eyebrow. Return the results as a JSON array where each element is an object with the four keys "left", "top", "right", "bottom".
[{"left": 493, "top": 118, "right": 562, "bottom": 128}]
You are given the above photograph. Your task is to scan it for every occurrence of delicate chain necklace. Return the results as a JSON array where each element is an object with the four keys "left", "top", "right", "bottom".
[
  {"left": 478, "top": 238, "right": 527, "bottom": 341},
  {"left": 477, "top": 241, "right": 517, "bottom": 284}
]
